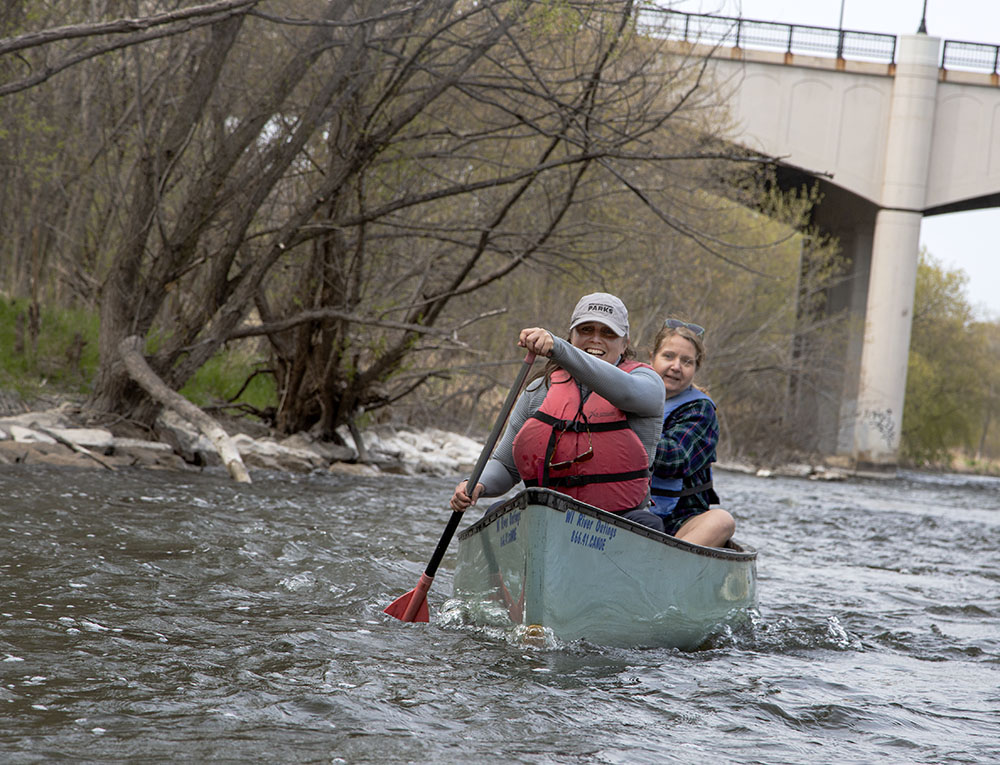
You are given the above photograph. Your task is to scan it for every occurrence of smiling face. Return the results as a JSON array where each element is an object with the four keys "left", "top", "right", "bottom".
[
  {"left": 569, "top": 321, "right": 628, "bottom": 364},
  {"left": 651, "top": 334, "right": 698, "bottom": 398}
]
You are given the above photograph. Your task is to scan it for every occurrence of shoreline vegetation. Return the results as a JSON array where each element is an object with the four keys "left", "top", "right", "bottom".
[
  {"left": 3, "top": 4, "right": 998, "bottom": 485},
  {"left": 2, "top": 304, "right": 997, "bottom": 481},
  {"left": 1, "top": 307, "right": 997, "bottom": 481},
  {"left": 4, "top": 390, "right": 997, "bottom": 482}
]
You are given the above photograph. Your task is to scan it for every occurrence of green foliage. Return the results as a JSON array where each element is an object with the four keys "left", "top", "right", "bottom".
[
  {"left": 526, "top": 0, "right": 587, "bottom": 37},
  {"left": 0, "top": 296, "right": 275, "bottom": 417},
  {"left": 179, "top": 349, "right": 277, "bottom": 416},
  {"left": 0, "top": 297, "right": 99, "bottom": 395},
  {"left": 901, "top": 250, "right": 997, "bottom": 464},
  {"left": 970, "top": 322, "right": 1000, "bottom": 462}
]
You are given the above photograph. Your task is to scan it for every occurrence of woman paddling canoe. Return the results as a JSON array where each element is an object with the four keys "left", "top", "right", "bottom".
[{"left": 449, "top": 292, "right": 666, "bottom": 532}]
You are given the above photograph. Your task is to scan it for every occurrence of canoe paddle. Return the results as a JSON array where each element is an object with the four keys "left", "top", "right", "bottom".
[{"left": 384, "top": 351, "right": 537, "bottom": 622}]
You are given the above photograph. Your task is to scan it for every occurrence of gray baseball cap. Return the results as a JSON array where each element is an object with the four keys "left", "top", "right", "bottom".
[{"left": 568, "top": 292, "right": 629, "bottom": 337}]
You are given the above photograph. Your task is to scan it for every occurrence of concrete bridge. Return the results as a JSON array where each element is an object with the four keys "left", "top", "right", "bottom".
[{"left": 645, "top": 9, "right": 1000, "bottom": 469}]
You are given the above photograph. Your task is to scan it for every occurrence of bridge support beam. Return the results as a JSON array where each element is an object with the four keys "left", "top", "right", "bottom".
[
  {"left": 852, "top": 34, "right": 940, "bottom": 467},
  {"left": 853, "top": 209, "right": 921, "bottom": 463}
]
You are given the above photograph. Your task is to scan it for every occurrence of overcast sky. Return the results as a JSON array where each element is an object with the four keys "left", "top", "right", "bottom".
[{"left": 668, "top": 0, "right": 1000, "bottom": 320}]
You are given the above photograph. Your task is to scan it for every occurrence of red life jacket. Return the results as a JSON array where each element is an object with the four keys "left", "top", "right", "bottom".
[{"left": 511, "top": 361, "right": 652, "bottom": 513}]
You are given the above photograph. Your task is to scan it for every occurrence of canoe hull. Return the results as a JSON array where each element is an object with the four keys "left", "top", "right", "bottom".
[{"left": 452, "top": 489, "right": 757, "bottom": 649}]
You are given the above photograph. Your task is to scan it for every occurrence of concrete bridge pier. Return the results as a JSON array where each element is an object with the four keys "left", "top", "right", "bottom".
[
  {"left": 852, "top": 208, "right": 922, "bottom": 463},
  {"left": 852, "top": 33, "right": 940, "bottom": 467}
]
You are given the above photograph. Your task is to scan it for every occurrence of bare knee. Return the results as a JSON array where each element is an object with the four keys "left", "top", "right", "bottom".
[
  {"left": 716, "top": 508, "right": 736, "bottom": 541},
  {"left": 676, "top": 508, "right": 735, "bottom": 548}
]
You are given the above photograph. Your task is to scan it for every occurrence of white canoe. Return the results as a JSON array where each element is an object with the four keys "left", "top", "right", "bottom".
[{"left": 451, "top": 488, "right": 757, "bottom": 649}]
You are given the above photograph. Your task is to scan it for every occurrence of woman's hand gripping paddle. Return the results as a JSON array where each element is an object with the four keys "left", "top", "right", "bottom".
[{"left": 384, "top": 352, "right": 537, "bottom": 622}]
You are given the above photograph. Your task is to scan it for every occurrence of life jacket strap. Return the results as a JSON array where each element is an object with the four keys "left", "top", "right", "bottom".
[
  {"left": 526, "top": 469, "right": 650, "bottom": 489},
  {"left": 650, "top": 479, "right": 713, "bottom": 498},
  {"left": 530, "top": 410, "right": 630, "bottom": 433}
]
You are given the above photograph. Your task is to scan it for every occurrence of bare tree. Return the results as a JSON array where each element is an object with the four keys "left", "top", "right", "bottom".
[{"left": 2, "top": 1, "right": 782, "bottom": 441}]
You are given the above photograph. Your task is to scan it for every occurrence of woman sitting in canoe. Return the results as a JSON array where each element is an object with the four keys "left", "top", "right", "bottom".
[
  {"left": 449, "top": 292, "right": 666, "bottom": 532},
  {"left": 648, "top": 319, "right": 735, "bottom": 547}
]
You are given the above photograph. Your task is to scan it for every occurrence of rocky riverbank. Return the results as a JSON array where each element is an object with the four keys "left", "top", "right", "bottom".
[
  {"left": 0, "top": 402, "right": 486, "bottom": 480},
  {"left": 5, "top": 396, "right": 996, "bottom": 483},
  {"left": 0, "top": 399, "right": 862, "bottom": 486}
]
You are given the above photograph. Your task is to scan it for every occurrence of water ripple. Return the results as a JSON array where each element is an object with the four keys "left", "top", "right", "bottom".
[{"left": 0, "top": 466, "right": 998, "bottom": 762}]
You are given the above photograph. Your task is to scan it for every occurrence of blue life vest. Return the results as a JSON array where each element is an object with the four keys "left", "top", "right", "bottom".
[{"left": 650, "top": 387, "right": 715, "bottom": 515}]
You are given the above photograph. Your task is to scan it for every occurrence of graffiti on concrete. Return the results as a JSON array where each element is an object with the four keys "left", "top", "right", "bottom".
[{"left": 863, "top": 408, "right": 896, "bottom": 447}]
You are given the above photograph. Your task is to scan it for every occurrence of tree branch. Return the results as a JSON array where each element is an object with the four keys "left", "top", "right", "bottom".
[
  {"left": 0, "top": 0, "right": 260, "bottom": 56},
  {"left": 220, "top": 307, "right": 491, "bottom": 344}
]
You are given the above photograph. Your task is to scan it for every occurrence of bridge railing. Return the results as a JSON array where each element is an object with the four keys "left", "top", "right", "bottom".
[
  {"left": 638, "top": 9, "right": 896, "bottom": 63},
  {"left": 942, "top": 40, "right": 1000, "bottom": 74},
  {"left": 641, "top": 8, "right": 1000, "bottom": 75}
]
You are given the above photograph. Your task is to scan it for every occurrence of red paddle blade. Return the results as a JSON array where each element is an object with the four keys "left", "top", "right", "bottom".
[{"left": 384, "top": 573, "right": 433, "bottom": 622}]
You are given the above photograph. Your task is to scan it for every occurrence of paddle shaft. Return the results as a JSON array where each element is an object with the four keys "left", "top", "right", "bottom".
[{"left": 421, "top": 351, "right": 536, "bottom": 580}]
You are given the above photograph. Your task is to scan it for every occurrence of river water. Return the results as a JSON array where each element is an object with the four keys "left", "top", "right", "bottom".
[{"left": 1, "top": 463, "right": 998, "bottom": 763}]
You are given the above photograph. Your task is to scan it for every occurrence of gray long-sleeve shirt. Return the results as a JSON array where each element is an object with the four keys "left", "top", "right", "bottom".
[{"left": 478, "top": 336, "right": 665, "bottom": 499}]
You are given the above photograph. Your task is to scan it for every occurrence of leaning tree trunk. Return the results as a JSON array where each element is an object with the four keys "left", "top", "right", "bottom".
[{"left": 118, "top": 336, "right": 252, "bottom": 483}]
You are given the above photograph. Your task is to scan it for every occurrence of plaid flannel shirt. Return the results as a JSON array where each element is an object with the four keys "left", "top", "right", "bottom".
[{"left": 651, "top": 398, "right": 720, "bottom": 511}]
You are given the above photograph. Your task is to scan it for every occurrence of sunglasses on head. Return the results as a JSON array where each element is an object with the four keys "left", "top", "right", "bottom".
[
  {"left": 664, "top": 318, "right": 704, "bottom": 337},
  {"left": 548, "top": 422, "right": 594, "bottom": 471}
]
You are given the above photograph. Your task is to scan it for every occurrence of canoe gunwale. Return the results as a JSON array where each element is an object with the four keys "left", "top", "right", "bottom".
[{"left": 458, "top": 488, "right": 755, "bottom": 563}]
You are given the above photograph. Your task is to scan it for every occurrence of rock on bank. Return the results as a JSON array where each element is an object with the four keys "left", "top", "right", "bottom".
[{"left": 0, "top": 403, "right": 485, "bottom": 478}]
